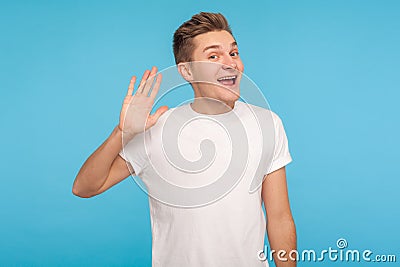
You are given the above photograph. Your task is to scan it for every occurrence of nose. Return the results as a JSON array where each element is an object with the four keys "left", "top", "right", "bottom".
[{"left": 221, "top": 54, "right": 237, "bottom": 70}]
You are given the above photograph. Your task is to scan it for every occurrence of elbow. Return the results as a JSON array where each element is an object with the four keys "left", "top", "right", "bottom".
[
  {"left": 268, "top": 212, "right": 295, "bottom": 226},
  {"left": 72, "top": 182, "right": 97, "bottom": 198},
  {"left": 267, "top": 215, "right": 296, "bottom": 236}
]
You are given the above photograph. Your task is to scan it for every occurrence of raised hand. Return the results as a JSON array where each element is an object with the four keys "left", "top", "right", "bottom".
[{"left": 119, "top": 66, "right": 168, "bottom": 139}]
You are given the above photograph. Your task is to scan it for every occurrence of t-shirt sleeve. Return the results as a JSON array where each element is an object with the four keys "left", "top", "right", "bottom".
[
  {"left": 119, "top": 131, "right": 149, "bottom": 176},
  {"left": 266, "top": 112, "right": 293, "bottom": 174}
]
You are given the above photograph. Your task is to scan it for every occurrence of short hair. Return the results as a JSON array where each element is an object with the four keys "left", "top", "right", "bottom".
[{"left": 173, "top": 12, "right": 233, "bottom": 64}]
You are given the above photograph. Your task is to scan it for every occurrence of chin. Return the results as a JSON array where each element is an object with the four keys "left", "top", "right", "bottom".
[
  {"left": 196, "top": 83, "right": 240, "bottom": 104},
  {"left": 218, "top": 90, "right": 240, "bottom": 104}
]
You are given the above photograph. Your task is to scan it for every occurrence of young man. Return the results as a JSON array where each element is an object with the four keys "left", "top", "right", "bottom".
[{"left": 73, "top": 12, "right": 296, "bottom": 267}]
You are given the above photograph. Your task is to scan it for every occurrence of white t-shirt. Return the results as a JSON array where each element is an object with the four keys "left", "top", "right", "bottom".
[{"left": 120, "top": 101, "right": 292, "bottom": 267}]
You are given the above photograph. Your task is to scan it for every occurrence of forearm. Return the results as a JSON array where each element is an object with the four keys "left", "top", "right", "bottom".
[
  {"left": 267, "top": 217, "right": 297, "bottom": 267},
  {"left": 73, "top": 126, "right": 132, "bottom": 197}
]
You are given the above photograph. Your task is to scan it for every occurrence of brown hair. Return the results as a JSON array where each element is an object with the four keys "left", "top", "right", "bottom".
[{"left": 173, "top": 12, "right": 233, "bottom": 64}]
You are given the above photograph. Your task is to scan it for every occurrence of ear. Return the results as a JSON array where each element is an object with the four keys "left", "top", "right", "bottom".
[{"left": 177, "top": 62, "right": 193, "bottom": 82}]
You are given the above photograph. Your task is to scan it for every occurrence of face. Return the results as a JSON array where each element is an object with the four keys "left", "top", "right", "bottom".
[{"left": 184, "top": 30, "right": 244, "bottom": 105}]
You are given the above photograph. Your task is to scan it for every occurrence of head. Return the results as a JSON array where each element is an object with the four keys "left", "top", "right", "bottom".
[{"left": 173, "top": 12, "right": 244, "bottom": 107}]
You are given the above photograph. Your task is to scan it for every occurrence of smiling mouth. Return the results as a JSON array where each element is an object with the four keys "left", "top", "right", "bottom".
[{"left": 217, "top": 75, "right": 237, "bottom": 86}]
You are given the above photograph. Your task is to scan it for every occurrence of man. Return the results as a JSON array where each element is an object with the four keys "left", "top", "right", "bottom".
[{"left": 73, "top": 12, "right": 296, "bottom": 267}]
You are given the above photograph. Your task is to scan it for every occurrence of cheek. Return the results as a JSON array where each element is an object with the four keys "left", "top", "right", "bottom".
[
  {"left": 200, "top": 67, "right": 215, "bottom": 80},
  {"left": 191, "top": 67, "right": 214, "bottom": 83},
  {"left": 237, "top": 61, "right": 244, "bottom": 72},
  {"left": 200, "top": 65, "right": 220, "bottom": 80}
]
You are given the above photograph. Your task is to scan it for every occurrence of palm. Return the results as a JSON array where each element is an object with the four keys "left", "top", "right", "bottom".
[{"left": 119, "top": 67, "right": 168, "bottom": 138}]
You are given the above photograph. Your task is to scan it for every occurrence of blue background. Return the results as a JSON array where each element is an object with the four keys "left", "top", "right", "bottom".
[{"left": 1, "top": 0, "right": 399, "bottom": 266}]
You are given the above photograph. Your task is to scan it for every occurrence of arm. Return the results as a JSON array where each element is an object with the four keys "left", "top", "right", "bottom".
[
  {"left": 72, "top": 67, "right": 168, "bottom": 198},
  {"left": 262, "top": 167, "right": 297, "bottom": 267},
  {"left": 72, "top": 126, "right": 132, "bottom": 198}
]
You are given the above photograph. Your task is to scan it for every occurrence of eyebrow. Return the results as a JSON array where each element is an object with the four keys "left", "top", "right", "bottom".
[{"left": 203, "top": 42, "right": 238, "bottom": 53}]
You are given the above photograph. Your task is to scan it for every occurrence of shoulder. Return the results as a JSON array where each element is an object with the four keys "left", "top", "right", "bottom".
[{"left": 237, "top": 101, "right": 282, "bottom": 123}]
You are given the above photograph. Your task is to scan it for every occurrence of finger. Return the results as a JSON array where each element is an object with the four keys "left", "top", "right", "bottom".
[
  {"left": 149, "top": 73, "right": 163, "bottom": 99},
  {"left": 136, "top": 69, "right": 151, "bottom": 94},
  {"left": 142, "top": 66, "right": 158, "bottom": 96},
  {"left": 127, "top": 76, "right": 136, "bottom": 96}
]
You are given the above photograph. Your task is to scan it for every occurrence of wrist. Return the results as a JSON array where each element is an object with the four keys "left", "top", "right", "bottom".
[
  {"left": 112, "top": 125, "right": 123, "bottom": 141},
  {"left": 115, "top": 125, "right": 137, "bottom": 143},
  {"left": 116, "top": 124, "right": 123, "bottom": 133}
]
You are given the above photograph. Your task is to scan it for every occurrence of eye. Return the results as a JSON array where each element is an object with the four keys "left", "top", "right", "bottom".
[
  {"left": 230, "top": 51, "right": 239, "bottom": 57},
  {"left": 209, "top": 55, "right": 218, "bottom": 60}
]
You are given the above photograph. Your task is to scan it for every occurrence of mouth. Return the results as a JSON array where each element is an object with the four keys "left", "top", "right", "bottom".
[{"left": 217, "top": 75, "right": 237, "bottom": 86}]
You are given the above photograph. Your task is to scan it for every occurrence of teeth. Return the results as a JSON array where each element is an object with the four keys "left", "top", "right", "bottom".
[{"left": 218, "top": 76, "right": 236, "bottom": 81}]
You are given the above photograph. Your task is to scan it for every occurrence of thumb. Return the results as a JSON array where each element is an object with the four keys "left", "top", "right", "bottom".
[{"left": 149, "top": 105, "right": 169, "bottom": 125}]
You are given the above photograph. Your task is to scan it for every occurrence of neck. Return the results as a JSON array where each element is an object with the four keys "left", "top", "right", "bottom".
[{"left": 191, "top": 97, "right": 235, "bottom": 115}]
